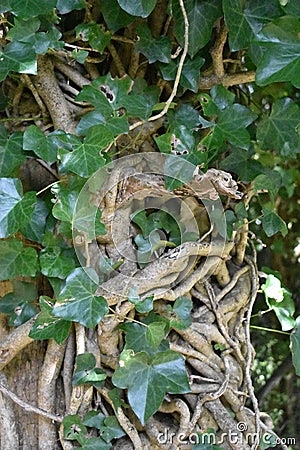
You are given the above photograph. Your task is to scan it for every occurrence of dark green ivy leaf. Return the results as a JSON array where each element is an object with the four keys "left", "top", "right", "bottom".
[
  {"left": 63, "top": 415, "right": 87, "bottom": 441},
  {"left": 169, "top": 296, "right": 192, "bottom": 330},
  {"left": 253, "top": 173, "right": 282, "bottom": 201},
  {"left": 252, "top": 16, "right": 300, "bottom": 88},
  {"left": 53, "top": 268, "right": 108, "bottom": 328},
  {"left": 4, "top": 0, "right": 56, "bottom": 19},
  {"left": 261, "top": 207, "right": 288, "bottom": 237},
  {"left": 210, "top": 85, "right": 235, "bottom": 110},
  {"left": 76, "top": 23, "right": 111, "bottom": 53},
  {"left": 121, "top": 319, "right": 169, "bottom": 354},
  {"left": 20, "top": 199, "right": 50, "bottom": 243},
  {"left": 7, "top": 18, "right": 63, "bottom": 54},
  {"left": 56, "top": 0, "right": 85, "bottom": 14},
  {"left": 0, "top": 239, "right": 38, "bottom": 280},
  {"left": 160, "top": 55, "right": 204, "bottom": 92},
  {"left": 201, "top": 104, "right": 257, "bottom": 150},
  {"left": 135, "top": 23, "right": 171, "bottom": 64},
  {"left": 60, "top": 129, "right": 108, "bottom": 178},
  {"left": 101, "top": 0, "right": 134, "bottom": 33},
  {"left": 172, "top": 0, "right": 222, "bottom": 58},
  {"left": 0, "top": 41, "right": 37, "bottom": 82},
  {"left": 223, "top": 0, "right": 282, "bottom": 51},
  {"left": 121, "top": 78, "right": 160, "bottom": 120},
  {"left": 0, "top": 178, "right": 36, "bottom": 237},
  {"left": 52, "top": 177, "right": 85, "bottom": 222},
  {"left": 168, "top": 103, "right": 202, "bottom": 130},
  {"left": 39, "top": 246, "right": 77, "bottom": 279},
  {"left": 127, "top": 287, "right": 154, "bottom": 313},
  {"left": 0, "top": 126, "right": 25, "bottom": 176},
  {"left": 283, "top": 0, "right": 300, "bottom": 18},
  {"left": 29, "top": 296, "right": 71, "bottom": 344},
  {"left": 72, "top": 353, "right": 106, "bottom": 387},
  {"left": 82, "top": 411, "right": 126, "bottom": 443},
  {"left": 220, "top": 148, "right": 265, "bottom": 182},
  {"left": 98, "top": 415, "right": 126, "bottom": 443},
  {"left": 112, "top": 349, "right": 190, "bottom": 425},
  {"left": 23, "top": 125, "right": 57, "bottom": 163},
  {"left": 117, "top": 0, "right": 156, "bottom": 18},
  {"left": 0, "top": 280, "right": 38, "bottom": 326},
  {"left": 257, "top": 98, "right": 300, "bottom": 158}
]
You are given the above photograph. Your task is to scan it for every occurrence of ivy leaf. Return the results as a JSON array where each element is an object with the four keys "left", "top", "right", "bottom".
[
  {"left": 82, "top": 411, "right": 126, "bottom": 443},
  {"left": 72, "top": 353, "right": 106, "bottom": 387},
  {"left": 253, "top": 172, "right": 282, "bottom": 201},
  {"left": 210, "top": 85, "right": 235, "bottom": 110},
  {"left": 53, "top": 268, "right": 108, "bottom": 328},
  {"left": 0, "top": 126, "right": 25, "bottom": 176},
  {"left": 121, "top": 319, "right": 169, "bottom": 354},
  {"left": 220, "top": 148, "right": 265, "bottom": 182},
  {"left": 76, "top": 23, "right": 111, "bottom": 53},
  {"left": 122, "top": 78, "right": 160, "bottom": 120},
  {"left": 29, "top": 296, "right": 71, "bottom": 344},
  {"left": 252, "top": 16, "right": 300, "bottom": 88},
  {"left": 112, "top": 349, "right": 190, "bottom": 425},
  {"left": 60, "top": 130, "right": 108, "bottom": 177},
  {"left": 63, "top": 415, "right": 87, "bottom": 441},
  {"left": 52, "top": 177, "right": 85, "bottom": 223},
  {"left": 117, "top": 0, "right": 156, "bottom": 18},
  {"left": 291, "top": 317, "right": 300, "bottom": 376},
  {"left": 0, "top": 280, "right": 37, "bottom": 313},
  {"left": 160, "top": 55, "right": 204, "bottom": 92},
  {"left": 98, "top": 416, "right": 126, "bottom": 443},
  {"left": 20, "top": 199, "right": 50, "bottom": 243},
  {"left": 164, "top": 155, "right": 195, "bottom": 190},
  {"left": 264, "top": 287, "right": 296, "bottom": 332},
  {"left": 127, "top": 287, "right": 154, "bottom": 314},
  {"left": 169, "top": 296, "right": 192, "bottom": 330},
  {"left": 223, "top": 0, "right": 282, "bottom": 51},
  {"left": 202, "top": 104, "right": 257, "bottom": 150},
  {"left": 5, "top": 0, "right": 56, "bottom": 19},
  {"left": 0, "top": 239, "right": 38, "bottom": 280},
  {"left": 101, "top": 0, "right": 134, "bottom": 33},
  {"left": 76, "top": 85, "right": 113, "bottom": 117},
  {"left": 7, "top": 18, "right": 63, "bottom": 54},
  {"left": 39, "top": 246, "right": 77, "bottom": 279},
  {"left": 168, "top": 103, "right": 202, "bottom": 130},
  {"left": 23, "top": 125, "right": 57, "bottom": 163},
  {"left": 257, "top": 98, "right": 300, "bottom": 158},
  {"left": 0, "top": 280, "right": 38, "bottom": 326},
  {"left": 135, "top": 23, "right": 171, "bottom": 64},
  {"left": 0, "top": 178, "right": 36, "bottom": 237},
  {"left": 9, "top": 303, "right": 38, "bottom": 327},
  {"left": 56, "top": 0, "right": 85, "bottom": 14},
  {"left": 0, "top": 41, "right": 37, "bottom": 82},
  {"left": 172, "top": 0, "right": 222, "bottom": 58},
  {"left": 261, "top": 208, "right": 288, "bottom": 237}
]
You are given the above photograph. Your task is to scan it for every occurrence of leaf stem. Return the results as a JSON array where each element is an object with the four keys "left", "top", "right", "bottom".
[
  {"left": 250, "top": 325, "right": 290, "bottom": 336},
  {"left": 36, "top": 180, "right": 63, "bottom": 196}
]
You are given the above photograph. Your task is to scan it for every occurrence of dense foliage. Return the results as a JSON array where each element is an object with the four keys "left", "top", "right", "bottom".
[{"left": 0, "top": 1, "right": 299, "bottom": 449}]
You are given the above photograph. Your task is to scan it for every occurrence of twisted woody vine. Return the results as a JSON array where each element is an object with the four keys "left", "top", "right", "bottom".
[{"left": 0, "top": 1, "right": 300, "bottom": 449}]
